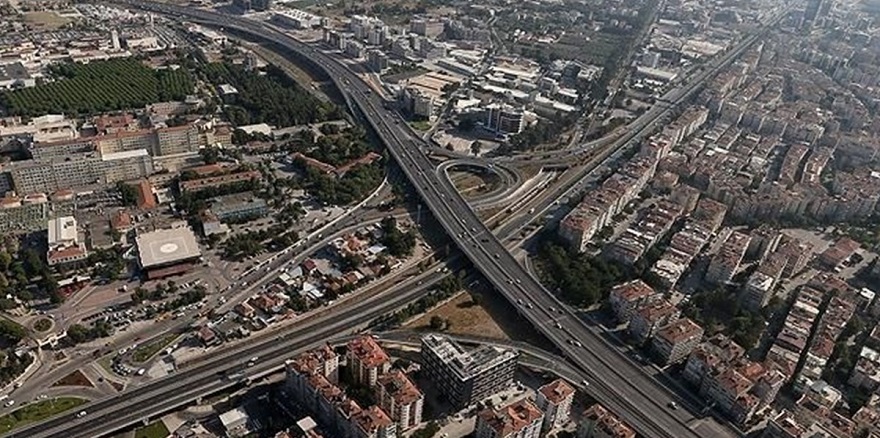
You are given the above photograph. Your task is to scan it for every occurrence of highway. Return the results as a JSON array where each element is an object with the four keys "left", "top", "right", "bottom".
[
  {"left": 18, "top": 2, "right": 788, "bottom": 437},
  {"left": 112, "top": 6, "right": 704, "bottom": 437}
]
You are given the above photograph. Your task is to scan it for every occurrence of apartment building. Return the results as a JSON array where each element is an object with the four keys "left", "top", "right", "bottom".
[
  {"left": 576, "top": 404, "right": 636, "bottom": 438},
  {"left": 376, "top": 370, "right": 423, "bottom": 431},
  {"left": 285, "top": 345, "right": 396, "bottom": 438},
  {"left": 849, "top": 346, "right": 880, "bottom": 392},
  {"left": 420, "top": 334, "right": 518, "bottom": 408},
  {"left": 705, "top": 231, "right": 751, "bottom": 285},
  {"left": 608, "top": 280, "right": 657, "bottom": 324},
  {"left": 741, "top": 253, "right": 787, "bottom": 311},
  {"left": 535, "top": 379, "right": 575, "bottom": 431},
  {"left": 652, "top": 317, "right": 704, "bottom": 365},
  {"left": 474, "top": 399, "right": 543, "bottom": 438},
  {"left": 286, "top": 344, "right": 339, "bottom": 385},
  {"left": 628, "top": 300, "right": 680, "bottom": 344},
  {"left": 682, "top": 334, "right": 746, "bottom": 390},
  {"left": 347, "top": 336, "right": 391, "bottom": 387},
  {"left": 351, "top": 406, "right": 397, "bottom": 438}
]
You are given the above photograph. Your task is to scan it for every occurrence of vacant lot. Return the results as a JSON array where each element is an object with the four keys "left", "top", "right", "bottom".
[{"left": 407, "top": 292, "right": 508, "bottom": 339}]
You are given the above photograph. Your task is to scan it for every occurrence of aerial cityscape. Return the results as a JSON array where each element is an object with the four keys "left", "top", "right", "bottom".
[{"left": 0, "top": 0, "right": 877, "bottom": 437}]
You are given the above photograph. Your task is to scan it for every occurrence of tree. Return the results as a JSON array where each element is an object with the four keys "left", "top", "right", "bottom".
[
  {"left": 66, "top": 324, "right": 90, "bottom": 344},
  {"left": 470, "top": 140, "right": 482, "bottom": 156},
  {"left": 429, "top": 315, "right": 446, "bottom": 330}
]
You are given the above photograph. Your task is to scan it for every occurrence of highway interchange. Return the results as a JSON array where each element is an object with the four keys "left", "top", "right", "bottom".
[{"left": 12, "top": 2, "right": 790, "bottom": 437}]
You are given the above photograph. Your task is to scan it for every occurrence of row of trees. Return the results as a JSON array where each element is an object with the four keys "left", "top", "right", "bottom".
[
  {"left": 0, "top": 58, "right": 192, "bottom": 116},
  {"left": 371, "top": 275, "right": 463, "bottom": 329}
]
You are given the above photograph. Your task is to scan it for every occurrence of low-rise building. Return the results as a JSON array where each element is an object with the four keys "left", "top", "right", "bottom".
[
  {"left": 209, "top": 193, "right": 269, "bottom": 222},
  {"left": 46, "top": 216, "right": 87, "bottom": 266}
]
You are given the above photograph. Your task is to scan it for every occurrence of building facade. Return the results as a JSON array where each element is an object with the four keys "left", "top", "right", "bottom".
[{"left": 420, "top": 334, "right": 518, "bottom": 408}]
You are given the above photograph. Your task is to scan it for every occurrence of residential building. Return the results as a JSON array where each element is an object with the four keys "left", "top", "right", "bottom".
[
  {"left": 652, "top": 317, "right": 704, "bottom": 365},
  {"left": 576, "top": 404, "right": 636, "bottom": 438},
  {"left": 849, "top": 346, "right": 880, "bottom": 392},
  {"left": 420, "top": 334, "right": 518, "bottom": 408},
  {"left": 705, "top": 231, "right": 751, "bottom": 285},
  {"left": 608, "top": 280, "right": 657, "bottom": 324},
  {"left": 351, "top": 405, "right": 397, "bottom": 438},
  {"left": 628, "top": 300, "right": 680, "bottom": 344},
  {"left": 475, "top": 399, "right": 543, "bottom": 438},
  {"left": 376, "top": 370, "right": 423, "bottom": 431},
  {"left": 286, "top": 345, "right": 339, "bottom": 385},
  {"left": 536, "top": 379, "right": 575, "bottom": 431},
  {"left": 682, "top": 335, "right": 745, "bottom": 390},
  {"left": 347, "top": 336, "right": 391, "bottom": 387}
]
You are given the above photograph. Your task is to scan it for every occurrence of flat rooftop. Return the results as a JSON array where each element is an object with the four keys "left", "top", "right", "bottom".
[{"left": 136, "top": 227, "right": 201, "bottom": 269}]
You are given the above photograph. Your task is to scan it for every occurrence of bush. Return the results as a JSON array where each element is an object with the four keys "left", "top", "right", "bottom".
[{"left": 33, "top": 319, "right": 52, "bottom": 333}]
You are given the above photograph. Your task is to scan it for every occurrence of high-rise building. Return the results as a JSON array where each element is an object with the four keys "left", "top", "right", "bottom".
[
  {"left": 536, "top": 379, "right": 575, "bottom": 431},
  {"left": 420, "top": 334, "right": 518, "bottom": 408},
  {"left": 376, "top": 370, "right": 423, "bottom": 431},
  {"left": 347, "top": 335, "right": 391, "bottom": 387}
]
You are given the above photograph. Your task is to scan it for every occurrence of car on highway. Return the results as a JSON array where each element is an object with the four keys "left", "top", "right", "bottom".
[
  {"left": 76, "top": 410, "right": 87, "bottom": 418},
  {"left": 668, "top": 401, "right": 678, "bottom": 410}
]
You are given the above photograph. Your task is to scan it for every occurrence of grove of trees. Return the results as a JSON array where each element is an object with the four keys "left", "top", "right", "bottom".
[
  {"left": 0, "top": 58, "right": 193, "bottom": 117},
  {"left": 535, "top": 239, "right": 626, "bottom": 306},
  {"left": 198, "top": 62, "right": 339, "bottom": 128}
]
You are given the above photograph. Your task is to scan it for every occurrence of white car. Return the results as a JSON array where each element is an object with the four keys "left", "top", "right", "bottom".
[
  {"left": 76, "top": 410, "right": 87, "bottom": 418},
  {"left": 4, "top": 400, "right": 13, "bottom": 407}
]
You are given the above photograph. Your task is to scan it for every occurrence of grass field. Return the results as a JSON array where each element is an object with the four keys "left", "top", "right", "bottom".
[
  {"left": 131, "top": 333, "right": 179, "bottom": 363},
  {"left": 0, "top": 397, "right": 87, "bottom": 433},
  {"left": 134, "top": 420, "right": 169, "bottom": 438},
  {"left": 22, "top": 12, "right": 72, "bottom": 29}
]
